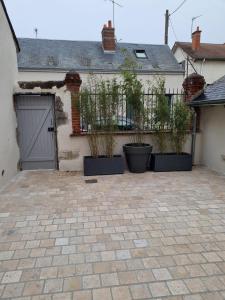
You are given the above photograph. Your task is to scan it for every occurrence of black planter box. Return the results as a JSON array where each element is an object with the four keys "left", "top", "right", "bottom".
[
  {"left": 150, "top": 153, "right": 192, "bottom": 172},
  {"left": 84, "top": 155, "right": 125, "bottom": 176}
]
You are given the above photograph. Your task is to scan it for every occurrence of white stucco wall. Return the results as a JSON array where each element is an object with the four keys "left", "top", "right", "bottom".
[
  {"left": 174, "top": 47, "right": 225, "bottom": 84},
  {"left": 0, "top": 2, "right": 19, "bottom": 189},
  {"left": 16, "top": 70, "right": 201, "bottom": 172},
  {"left": 200, "top": 106, "right": 225, "bottom": 175},
  {"left": 18, "top": 70, "right": 184, "bottom": 91}
]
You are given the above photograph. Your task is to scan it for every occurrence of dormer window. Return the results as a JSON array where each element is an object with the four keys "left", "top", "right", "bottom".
[{"left": 134, "top": 50, "right": 147, "bottom": 59}]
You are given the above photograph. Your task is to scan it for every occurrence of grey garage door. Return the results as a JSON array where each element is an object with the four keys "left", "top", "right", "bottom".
[{"left": 15, "top": 94, "right": 57, "bottom": 170}]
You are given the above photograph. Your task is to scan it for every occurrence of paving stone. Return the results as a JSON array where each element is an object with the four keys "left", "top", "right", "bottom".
[
  {"left": 129, "top": 283, "right": 151, "bottom": 299},
  {"left": 185, "top": 265, "right": 206, "bottom": 277},
  {"left": 21, "top": 269, "right": 41, "bottom": 282},
  {"left": 133, "top": 239, "right": 148, "bottom": 248},
  {"left": 2, "top": 270, "right": 22, "bottom": 283},
  {"left": 73, "top": 290, "right": 92, "bottom": 300},
  {"left": 93, "top": 288, "right": 112, "bottom": 300},
  {"left": 112, "top": 286, "right": 132, "bottom": 300},
  {"left": 52, "top": 292, "right": 72, "bottom": 300},
  {"left": 2, "top": 282, "right": 24, "bottom": 298},
  {"left": 152, "top": 268, "right": 172, "bottom": 281},
  {"left": 101, "top": 251, "right": 116, "bottom": 261},
  {"left": 40, "top": 267, "right": 58, "bottom": 279},
  {"left": 76, "top": 263, "right": 93, "bottom": 276},
  {"left": 184, "top": 278, "right": 207, "bottom": 293},
  {"left": 118, "top": 271, "right": 137, "bottom": 284},
  {"left": 202, "top": 252, "right": 223, "bottom": 262},
  {"left": 23, "top": 280, "right": 44, "bottom": 296},
  {"left": 167, "top": 280, "right": 190, "bottom": 295},
  {"left": 36, "top": 256, "right": 52, "bottom": 268},
  {"left": 44, "top": 278, "right": 63, "bottom": 293},
  {"left": 116, "top": 250, "right": 131, "bottom": 260},
  {"left": 82, "top": 274, "right": 101, "bottom": 289},
  {"left": 53, "top": 255, "right": 69, "bottom": 266},
  {"left": 149, "top": 282, "right": 170, "bottom": 297},
  {"left": 201, "top": 263, "right": 223, "bottom": 275},
  {"left": 63, "top": 276, "right": 81, "bottom": 291},
  {"left": 55, "top": 238, "right": 69, "bottom": 246},
  {"left": 136, "top": 269, "right": 155, "bottom": 283},
  {"left": 101, "top": 272, "right": 119, "bottom": 286},
  {"left": 62, "top": 245, "right": 76, "bottom": 255},
  {"left": 0, "top": 250, "right": 14, "bottom": 260}
]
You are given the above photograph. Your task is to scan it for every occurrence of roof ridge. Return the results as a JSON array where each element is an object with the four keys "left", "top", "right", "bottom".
[{"left": 18, "top": 37, "right": 168, "bottom": 47}]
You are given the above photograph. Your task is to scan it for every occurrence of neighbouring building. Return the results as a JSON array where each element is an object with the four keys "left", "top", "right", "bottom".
[
  {"left": 173, "top": 27, "right": 225, "bottom": 84},
  {"left": 15, "top": 20, "right": 186, "bottom": 172},
  {"left": 0, "top": 0, "right": 20, "bottom": 189},
  {"left": 190, "top": 75, "right": 225, "bottom": 175}
]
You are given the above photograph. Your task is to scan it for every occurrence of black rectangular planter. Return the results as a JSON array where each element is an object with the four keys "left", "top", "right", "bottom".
[
  {"left": 150, "top": 153, "right": 192, "bottom": 172},
  {"left": 84, "top": 155, "right": 125, "bottom": 176}
]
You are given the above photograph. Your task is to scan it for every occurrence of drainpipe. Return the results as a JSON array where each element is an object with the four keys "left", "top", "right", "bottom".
[{"left": 191, "top": 109, "right": 197, "bottom": 165}]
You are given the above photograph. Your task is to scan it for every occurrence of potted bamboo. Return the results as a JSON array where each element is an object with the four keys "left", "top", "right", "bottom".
[
  {"left": 80, "top": 79, "right": 124, "bottom": 176},
  {"left": 151, "top": 79, "right": 192, "bottom": 171},
  {"left": 122, "top": 70, "right": 152, "bottom": 173}
]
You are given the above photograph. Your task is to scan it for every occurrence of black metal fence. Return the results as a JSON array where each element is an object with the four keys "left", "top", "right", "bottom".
[{"left": 79, "top": 90, "right": 185, "bottom": 133}]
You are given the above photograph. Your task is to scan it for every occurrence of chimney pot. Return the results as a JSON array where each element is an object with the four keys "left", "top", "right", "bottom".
[{"left": 108, "top": 20, "right": 112, "bottom": 28}]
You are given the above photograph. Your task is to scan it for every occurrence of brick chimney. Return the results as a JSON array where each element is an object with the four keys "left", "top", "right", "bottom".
[
  {"left": 183, "top": 73, "right": 205, "bottom": 102},
  {"left": 192, "top": 26, "right": 201, "bottom": 51},
  {"left": 102, "top": 20, "right": 116, "bottom": 52}
]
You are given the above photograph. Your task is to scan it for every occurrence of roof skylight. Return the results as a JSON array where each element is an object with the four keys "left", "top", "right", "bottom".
[{"left": 134, "top": 50, "right": 148, "bottom": 59}]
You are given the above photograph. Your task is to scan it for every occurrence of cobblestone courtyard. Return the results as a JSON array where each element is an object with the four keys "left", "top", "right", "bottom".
[{"left": 0, "top": 168, "right": 225, "bottom": 299}]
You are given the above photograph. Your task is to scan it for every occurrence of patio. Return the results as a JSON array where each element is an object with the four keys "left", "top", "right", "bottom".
[{"left": 0, "top": 168, "right": 225, "bottom": 299}]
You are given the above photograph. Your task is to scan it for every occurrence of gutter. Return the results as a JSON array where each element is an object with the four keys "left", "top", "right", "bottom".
[
  {"left": 190, "top": 99, "right": 225, "bottom": 107},
  {"left": 18, "top": 67, "right": 184, "bottom": 75}
]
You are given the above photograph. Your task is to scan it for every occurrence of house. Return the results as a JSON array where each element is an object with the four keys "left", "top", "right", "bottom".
[
  {"left": 14, "top": 20, "right": 186, "bottom": 172},
  {"left": 173, "top": 27, "right": 225, "bottom": 84},
  {"left": 190, "top": 75, "right": 225, "bottom": 175},
  {"left": 0, "top": 0, "right": 20, "bottom": 188}
]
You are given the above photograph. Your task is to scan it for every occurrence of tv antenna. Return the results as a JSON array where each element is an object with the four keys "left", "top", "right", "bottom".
[
  {"left": 191, "top": 15, "right": 202, "bottom": 37},
  {"left": 34, "top": 27, "right": 38, "bottom": 38},
  {"left": 105, "top": 0, "right": 123, "bottom": 27}
]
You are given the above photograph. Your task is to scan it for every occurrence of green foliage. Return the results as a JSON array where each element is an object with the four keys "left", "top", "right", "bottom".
[
  {"left": 97, "top": 79, "right": 120, "bottom": 157},
  {"left": 79, "top": 77, "right": 121, "bottom": 158},
  {"left": 79, "top": 87, "right": 100, "bottom": 158},
  {"left": 171, "top": 100, "right": 192, "bottom": 154},
  {"left": 152, "top": 78, "right": 170, "bottom": 153},
  {"left": 120, "top": 56, "right": 147, "bottom": 144}
]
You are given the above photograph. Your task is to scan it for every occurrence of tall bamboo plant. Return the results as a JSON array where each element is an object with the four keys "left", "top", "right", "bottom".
[
  {"left": 79, "top": 87, "right": 100, "bottom": 158},
  {"left": 97, "top": 79, "right": 120, "bottom": 157},
  {"left": 79, "top": 76, "right": 120, "bottom": 158},
  {"left": 121, "top": 69, "right": 146, "bottom": 144},
  {"left": 170, "top": 100, "right": 192, "bottom": 154},
  {"left": 152, "top": 78, "right": 171, "bottom": 153}
]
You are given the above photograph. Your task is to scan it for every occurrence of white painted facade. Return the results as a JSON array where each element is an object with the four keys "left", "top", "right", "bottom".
[
  {"left": 200, "top": 106, "right": 225, "bottom": 175},
  {"left": 0, "top": 2, "right": 19, "bottom": 189},
  {"left": 18, "top": 70, "right": 184, "bottom": 91},
  {"left": 174, "top": 47, "right": 225, "bottom": 84}
]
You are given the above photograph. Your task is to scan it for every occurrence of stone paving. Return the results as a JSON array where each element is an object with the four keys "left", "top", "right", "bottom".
[{"left": 0, "top": 168, "right": 225, "bottom": 299}]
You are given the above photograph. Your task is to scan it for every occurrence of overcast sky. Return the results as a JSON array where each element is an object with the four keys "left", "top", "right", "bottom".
[{"left": 4, "top": 0, "right": 225, "bottom": 47}]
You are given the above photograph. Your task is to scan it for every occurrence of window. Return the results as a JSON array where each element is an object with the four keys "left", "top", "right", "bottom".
[
  {"left": 134, "top": 49, "right": 148, "bottom": 59},
  {"left": 179, "top": 60, "right": 185, "bottom": 70}
]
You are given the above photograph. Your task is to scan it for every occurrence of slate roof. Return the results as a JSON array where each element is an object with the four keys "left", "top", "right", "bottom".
[
  {"left": 0, "top": 0, "right": 20, "bottom": 52},
  {"left": 17, "top": 38, "right": 183, "bottom": 74},
  {"left": 191, "top": 75, "right": 225, "bottom": 106},
  {"left": 173, "top": 42, "right": 225, "bottom": 61}
]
